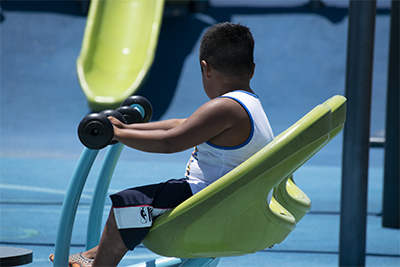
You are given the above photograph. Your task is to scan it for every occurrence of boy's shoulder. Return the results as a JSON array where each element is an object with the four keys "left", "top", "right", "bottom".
[{"left": 194, "top": 95, "right": 250, "bottom": 125}]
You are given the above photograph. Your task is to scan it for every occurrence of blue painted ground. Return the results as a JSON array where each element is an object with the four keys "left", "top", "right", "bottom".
[{"left": 1, "top": 0, "right": 398, "bottom": 266}]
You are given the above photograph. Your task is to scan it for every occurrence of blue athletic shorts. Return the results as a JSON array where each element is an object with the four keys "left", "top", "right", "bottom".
[{"left": 110, "top": 178, "right": 193, "bottom": 250}]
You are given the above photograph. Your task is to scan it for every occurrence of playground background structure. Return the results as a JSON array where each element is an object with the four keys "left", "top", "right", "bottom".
[{"left": 0, "top": 0, "right": 398, "bottom": 266}]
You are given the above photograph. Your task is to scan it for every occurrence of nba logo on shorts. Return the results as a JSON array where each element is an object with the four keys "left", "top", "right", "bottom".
[{"left": 140, "top": 207, "right": 152, "bottom": 224}]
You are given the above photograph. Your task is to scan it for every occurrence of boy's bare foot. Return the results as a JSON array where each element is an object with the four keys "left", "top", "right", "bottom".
[{"left": 49, "top": 252, "right": 94, "bottom": 267}]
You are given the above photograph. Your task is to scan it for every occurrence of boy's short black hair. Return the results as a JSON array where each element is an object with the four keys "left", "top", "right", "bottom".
[{"left": 199, "top": 22, "right": 255, "bottom": 78}]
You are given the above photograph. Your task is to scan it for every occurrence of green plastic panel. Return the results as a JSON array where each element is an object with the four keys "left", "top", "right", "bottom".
[
  {"left": 77, "top": 0, "right": 165, "bottom": 111},
  {"left": 142, "top": 96, "right": 347, "bottom": 258}
]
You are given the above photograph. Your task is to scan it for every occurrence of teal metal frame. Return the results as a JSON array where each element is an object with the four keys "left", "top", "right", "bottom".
[
  {"left": 54, "top": 148, "right": 99, "bottom": 267},
  {"left": 53, "top": 143, "right": 217, "bottom": 267},
  {"left": 86, "top": 143, "right": 125, "bottom": 250}
]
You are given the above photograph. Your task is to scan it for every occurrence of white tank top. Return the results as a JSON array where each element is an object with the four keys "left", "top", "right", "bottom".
[{"left": 185, "top": 90, "right": 274, "bottom": 194}]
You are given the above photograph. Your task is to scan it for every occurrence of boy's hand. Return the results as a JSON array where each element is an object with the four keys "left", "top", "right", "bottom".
[
  {"left": 108, "top": 116, "right": 125, "bottom": 141},
  {"left": 108, "top": 116, "right": 125, "bottom": 128}
]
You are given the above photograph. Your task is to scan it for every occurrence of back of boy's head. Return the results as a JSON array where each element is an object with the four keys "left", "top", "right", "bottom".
[{"left": 199, "top": 22, "right": 255, "bottom": 78}]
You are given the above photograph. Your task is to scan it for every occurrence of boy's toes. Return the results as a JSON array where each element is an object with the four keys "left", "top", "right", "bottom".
[{"left": 70, "top": 262, "right": 85, "bottom": 267}]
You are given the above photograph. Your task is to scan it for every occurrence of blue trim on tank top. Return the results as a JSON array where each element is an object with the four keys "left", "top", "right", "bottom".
[
  {"left": 205, "top": 92, "right": 255, "bottom": 150},
  {"left": 232, "top": 90, "right": 259, "bottom": 99}
]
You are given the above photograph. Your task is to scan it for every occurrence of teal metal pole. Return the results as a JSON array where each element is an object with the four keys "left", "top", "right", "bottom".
[
  {"left": 86, "top": 142, "right": 125, "bottom": 250},
  {"left": 54, "top": 148, "right": 99, "bottom": 267},
  {"left": 382, "top": 0, "right": 399, "bottom": 229},
  {"left": 339, "top": 0, "right": 376, "bottom": 266}
]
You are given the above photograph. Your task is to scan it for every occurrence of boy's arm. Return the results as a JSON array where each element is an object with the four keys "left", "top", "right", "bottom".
[
  {"left": 110, "top": 98, "right": 242, "bottom": 154},
  {"left": 121, "top": 118, "right": 186, "bottom": 131}
]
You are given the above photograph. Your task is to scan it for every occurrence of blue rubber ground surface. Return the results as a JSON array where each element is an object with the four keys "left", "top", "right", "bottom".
[{"left": 1, "top": 0, "right": 399, "bottom": 266}]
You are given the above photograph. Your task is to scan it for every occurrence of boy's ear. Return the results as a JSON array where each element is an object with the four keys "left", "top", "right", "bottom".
[
  {"left": 201, "top": 60, "right": 211, "bottom": 78},
  {"left": 250, "top": 63, "right": 256, "bottom": 79}
]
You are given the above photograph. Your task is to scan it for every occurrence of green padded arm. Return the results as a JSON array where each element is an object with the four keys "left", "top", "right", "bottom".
[{"left": 77, "top": 0, "right": 165, "bottom": 111}]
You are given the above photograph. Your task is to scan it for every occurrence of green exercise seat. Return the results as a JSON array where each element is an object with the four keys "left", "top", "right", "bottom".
[
  {"left": 142, "top": 95, "right": 346, "bottom": 259},
  {"left": 77, "top": 0, "right": 165, "bottom": 111}
]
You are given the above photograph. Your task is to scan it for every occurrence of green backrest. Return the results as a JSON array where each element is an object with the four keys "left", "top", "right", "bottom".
[
  {"left": 142, "top": 96, "right": 347, "bottom": 259},
  {"left": 273, "top": 95, "right": 347, "bottom": 223}
]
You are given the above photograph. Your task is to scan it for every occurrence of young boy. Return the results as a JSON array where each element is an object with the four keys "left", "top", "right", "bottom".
[{"left": 54, "top": 22, "right": 274, "bottom": 267}]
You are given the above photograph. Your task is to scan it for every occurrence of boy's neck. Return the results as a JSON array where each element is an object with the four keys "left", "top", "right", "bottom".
[
  {"left": 202, "top": 61, "right": 255, "bottom": 99},
  {"left": 213, "top": 74, "right": 254, "bottom": 97}
]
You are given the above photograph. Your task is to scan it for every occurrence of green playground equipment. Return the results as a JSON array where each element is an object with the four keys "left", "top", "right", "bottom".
[
  {"left": 77, "top": 0, "right": 165, "bottom": 111},
  {"left": 142, "top": 95, "right": 347, "bottom": 258},
  {"left": 54, "top": 95, "right": 346, "bottom": 266}
]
